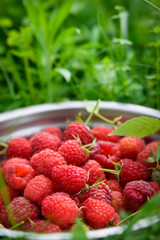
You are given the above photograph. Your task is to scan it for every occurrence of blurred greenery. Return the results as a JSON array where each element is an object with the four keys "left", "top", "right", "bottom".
[{"left": 0, "top": 0, "right": 160, "bottom": 112}]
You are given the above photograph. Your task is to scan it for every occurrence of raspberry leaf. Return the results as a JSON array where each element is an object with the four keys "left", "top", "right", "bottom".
[{"left": 109, "top": 116, "right": 160, "bottom": 138}]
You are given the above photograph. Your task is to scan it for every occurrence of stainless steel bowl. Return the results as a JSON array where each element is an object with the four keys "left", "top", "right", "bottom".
[{"left": 0, "top": 101, "right": 160, "bottom": 239}]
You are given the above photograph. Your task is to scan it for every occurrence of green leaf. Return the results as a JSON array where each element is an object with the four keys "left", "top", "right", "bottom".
[
  {"left": 56, "top": 68, "right": 71, "bottom": 82},
  {"left": 71, "top": 220, "right": 89, "bottom": 240},
  {"left": 109, "top": 116, "right": 160, "bottom": 138},
  {"left": 156, "top": 142, "right": 160, "bottom": 162}
]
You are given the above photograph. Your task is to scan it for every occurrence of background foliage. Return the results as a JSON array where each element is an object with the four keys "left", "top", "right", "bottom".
[{"left": 0, "top": 0, "right": 160, "bottom": 112}]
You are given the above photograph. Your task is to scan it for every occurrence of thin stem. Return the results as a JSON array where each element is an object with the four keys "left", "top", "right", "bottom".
[
  {"left": 117, "top": 210, "right": 142, "bottom": 225},
  {"left": 144, "top": 0, "right": 160, "bottom": 11},
  {"left": 85, "top": 99, "right": 100, "bottom": 126},
  {"left": 94, "top": 112, "right": 114, "bottom": 124}
]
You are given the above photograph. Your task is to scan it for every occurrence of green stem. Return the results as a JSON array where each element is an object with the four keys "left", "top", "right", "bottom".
[
  {"left": 94, "top": 112, "right": 114, "bottom": 124},
  {"left": 117, "top": 210, "right": 142, "bottom": 225},
  {"left": 85, "top": 99, "right": 100, "bottom": 126}
]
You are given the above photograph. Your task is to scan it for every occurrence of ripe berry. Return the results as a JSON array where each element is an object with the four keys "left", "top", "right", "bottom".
[
  {"left": 120, "top": 137, "right": 145, "bottom": 160},
  {"left": 42, "top": 193, "right": 78, "bottom": 229},
  {"left": 82, "top": 198, "right": 116, "bottom": 229},
  {"left": 6, "top": 137, "right": 33, "bottom": 160},
  {"left": 92, "top": 154, "right": 119, "bottom": 169},
  {"left": 91, "top": 141, "right": 121, "bottom": 158},
  {"left": 105, "top": 179, "right": 122, "bottom": 192},
  {"left": 148, "top": 181, "right": 160, "bottom": 193},
  {"left": 29, "top": 220, "right": 61, "bottom": 233},
  {"left": 82, "top": 159, "right": 106, "bottom": 185},
  {"left": 64, "top": 122, "right": 94, "bottom": 145},
  {"left": 137, "top": 146, "right": 157, "bottom": 168},
  {"left": 111, "top": 191, "right": 125, "bottom": 213},
  {"left": 0, "top": 205, "right": 11, "bottom": 228},
  {"left": 30, "top": 132, "right": 62, "bottom": 153},
  {"left": 4, "top": 163, "right": 35, "bottom": 190},
  {"left": 91, "top": 126, "right": 119, "bottom": 142},
  {"left": 51, "top": 165, "right": 88, "bottom": 195},
  {"left": 30, "top": 149, "right": 66, "bottom": 178},
  {"left": 43, "top": 126, "right": 63, "bottom": 139},
  {"left": 123, "top": 180, "right": 155, "bottom": 212},
  {"left": 2, "top": 158, "right": 30, "bottom": 175},
  {"left": 7, "top": 197, "right": 40, "bottom": 224},
  {"left": 24, "top": 175, "right": 53, "bottom": 205},
  {"left": 58, "top": 140, "right": 86, "bottom": 166}
]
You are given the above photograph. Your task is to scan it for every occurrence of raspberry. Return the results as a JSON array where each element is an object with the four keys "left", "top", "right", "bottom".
[
  {"left": 91, "top": 141, "right": 121, "bottom": 158},
  {"left": 0, "top": 205, "right": 11, "bottom": 228},
  {"left": 111, "top": 191, "right": 125, "bottom": 213},
  {"left": 24, "top": 175, "right": 53, "bottom": 205},
  {"left": 123, "top": 180, "right": 155, "bottom": 212},
  {"left": 82, "top": 198, "right": 116, "bottom": 229},
  {"left": 29, "top": 220, "right": 61, "bottom": 233},
  {"left": 51, "top": 165, "right": 88, "bottom": 195},
  {"left": 4, "top": 163, "right": 35, "bottom": 190},
  {"left": 91, "top": 126, "right": 119, "bottom": 142},
  {"left": 137, "top": 146, "right": 157, "bottom": 168},
  {"left": 6, "top": 137, "right": 33, "bottom": 160},
  {"left": 120, "top": 137, "right": 145, "bottom": 160},
  {"left": 80, "top": 183, "right": 112, "bottom": 204},
  {"left": 64, "top": 122, "right": 94, "bottom": 145},
  {"left": 148, "top": 181, "right": 160, "bottom": 193},
  {"left": 82, "top": 159, "right": 106, "bottom": 186},
  {"left": 43, "top": 126, "right": 63, "bottom": 139},
  {"left": 30, "top": 132, "right": 62, "bottom": 153},
  {"left": 105, "top": 179, "right": 122, "bottom": 192},
  {"left": 146, "top": 141, "right": 158, "bottom": 152},
  {"left": 92, "top": 154, "right": 119, "bottom": 169},
  {"left": 30, "top": 149, "right": 66, "bottom": 178},
  {"left": 58, "top": 140, "right": 86, "bottom": 166},
  {"left": 2, "top": 158, "right": 30, "bottom": 175},
  {"left": 42, "top": 193, "right": 78, "bottom": 229},
  {"left": 0, "top": 185, "right": 19, "bottom": 207},
  {"left": 7, "top": 197, "right": 40, "bottom": 224}
]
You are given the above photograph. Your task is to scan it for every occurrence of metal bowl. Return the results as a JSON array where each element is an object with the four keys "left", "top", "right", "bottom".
[{"left": 0, "top": 101, "right": 160, "bottom": 239}]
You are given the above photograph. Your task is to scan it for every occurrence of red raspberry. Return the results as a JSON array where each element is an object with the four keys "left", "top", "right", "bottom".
[
  {"left": 51, "top": 165, "right": 88, "bottom": 195},
  {"left": 105, "top": 179, "right": 122, "bottom": 192},
  {"left": 120, "top": 159, "right": 150, "bottom": 186},
  {"left": 58, "top": 140, "right": 86, "bottom": 166},
  {"left": 24, "top": 175, "right": 53, "bottom": 205},
  {"left": 2, "top": 158, "right": 30, "bottom": 175},
  {"left": 43, "top": 126, "right": 63, "bottom": 139},
  {"left": 82, "top": 198, "right": 116, "bottom": 229},
  {"left": 29, "top": 220, "right": 61, "bottom": 233},
  {"left": 146, "top": 141, "right": 158, "bottom": 151},
  {"left": 148, "top": 181, "right": 160, "bottom": 193},
  {"left": 82, "top": 159, "right": 106, "bottom": 186},
  {"left": 137, "top": 146, "right": 157, "bottom": 168},
  {"left": 0, "top": 205, "right": 11, "bottom": 228},
  {"left": 4, "top": 163, "right": 35, "bottom": 190},
  {"left": 111, "top": 191, "right": 125, "bottom": 213},
  {"left": 91, "top": 141, "right": 121, "bottom": 158},
  {"left": 6, "top": 137, "right": 33, "bottom": 160},
  {"left": 120, "top": 137, "right": 145, "bottom": 160},
  {"left": 30, "top": 132, "right": 62, "bottom": 153},
  {"left": 42, "top": 193, "right": 78, "bottom": 229},
  {"left": 30, "top": 149, "right": 66, "bottom": 178},
  {"left": 123, "top": 180, "right": 155, "bottom": 212},
  {"left": 91, "top": 126, "right": 119, "bottom": 142},
  {"left": 80, "top": 183, "right": 112, "bottom": 204},
  {"left": 0, "top": 185, "right": 19, "bottom": 207},
  {"left": 64, "top": 122, "right": 94, "bottom": 145},
  {"left": 92, "top": 154, "right": 119, "bottom": 169},
  {"left": 7, "top": 197, "right": 40, "bottom": 224}
]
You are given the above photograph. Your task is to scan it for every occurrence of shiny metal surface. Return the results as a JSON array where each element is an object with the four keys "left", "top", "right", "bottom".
[{"left": 0, "top": 101, "right": 160, "bottom": 239}]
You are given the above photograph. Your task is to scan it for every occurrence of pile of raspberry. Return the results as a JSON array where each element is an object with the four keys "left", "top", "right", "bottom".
[{"left": 0, "top": 122, "right": 159, "bottom": 233}]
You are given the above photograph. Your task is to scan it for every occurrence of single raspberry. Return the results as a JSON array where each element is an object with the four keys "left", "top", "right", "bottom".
[
  {"left": 91, "top": 126, "right": 119, "bottom": 142},
  {"left": 92, "top": 154, "right": 119, "bottom": 169},
  {"left": 137, "top": 146, "right": 157, "bottom": 168},
  {"left": 148, "top": 181, "right": 160, "bottom": 193},
  {"left": 58, "top": 140, "right": 86, "bottom": 166},
  {"left": 111, "top": 191, "right": 125, "bottom": 213},
  {"left": 6, "top": 137, "right": 33, "bottom": 160},
  {"left": 120, "top": 137, "right": 145, "bottom": 160},
  {"left": 7, "top": 197, "right": 40, "bottom": 224},
  {"left": 4, "top": 163, "right": 35, "bottom": 190},
  {"left": 105, "top": 179, "right": 122, "bottom": 192},
  {"left": 91, "top": 141, "right": 121, "bottom": 158},
  {"left": 0, "top": 205, "right": 11, "bottom": 228},
  {"left": 82, "top": 159, "right": 106, "bottom": 186},
  {"left": 30, "top": 149, "right": 66, "bottom": 178},
  {"left": 0, "top": 185, "right": 19, "bottom": 207},
  {"left": 2, "top": 158, "right": 30, "bottom": 175},
  {"left": 146, "top": 141, "right": 159, "bottom": 152},
  {"left": 51, "top": 165, "right": 88, "bottom": 195},
  {"left": 30, "top": 132, "right": 62, "bottom": 153},
  {"left": 43, "top": 126, "right": 63, "bottom": 139},
  {"left": 29, "top": 220, "right": 61, "bottom": 233},
  {"left": 24, "top": 175, "right": 53, "bottom": 205},
  {"left": 64, "top": 122, "right": 94, "bottom": 145},
  {"left": 123, "top": 180, "right": 155, "bottom": 212},
  {"left": 80, "top": 183, "right": 112, "bottom": 204},
  {"left": 42, "top": 193, "right": 78, "bottom": 229},
  {"left": 82, "top": 198, "right": 116, "bottom": 229}
]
